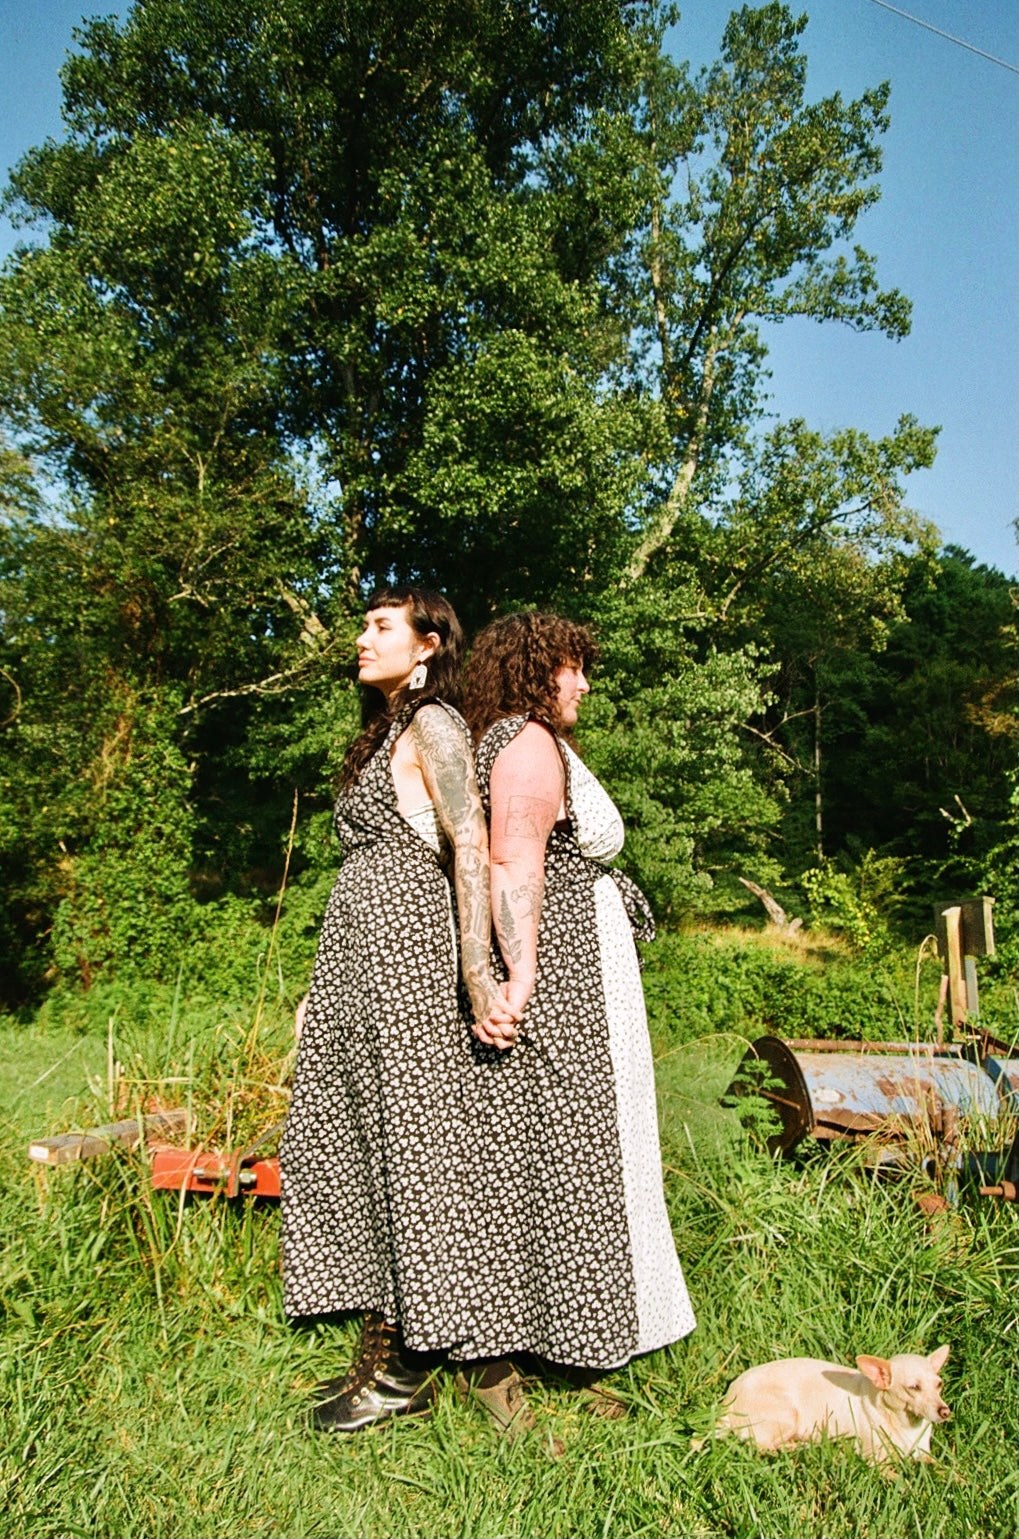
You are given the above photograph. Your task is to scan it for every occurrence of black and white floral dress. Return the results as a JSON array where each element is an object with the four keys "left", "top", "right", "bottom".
[
  {"left": 459, "top": 716, "right": 696, "bottom": 1369},
  {"left": 279, "top": 701, "right": 479, "bottom": 1351}
]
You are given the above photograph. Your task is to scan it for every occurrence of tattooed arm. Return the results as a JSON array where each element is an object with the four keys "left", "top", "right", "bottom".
[
  {"left": 488, "top": 723, "right": 564, "bottom": 1017},
  {"left": 411, "top": 705, "right": 517, "bottom": 1044}
]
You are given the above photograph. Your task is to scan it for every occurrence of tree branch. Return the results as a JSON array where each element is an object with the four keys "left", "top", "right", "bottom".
[
  {"left": 178, "top": 656, "right": 330, "bottom": 716},
  {"left": 0, "top": 666, "right": 22, "bottom": 727},
  {"left": 277, "top": 582, "right": 329, "bottom": 646},
  {"left": 738, "top": 876, "right": 803, "bottom": 933}
]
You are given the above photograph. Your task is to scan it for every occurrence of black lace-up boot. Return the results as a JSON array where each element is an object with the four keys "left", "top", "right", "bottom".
[{"left": 311, "top": 1316, "right": 438, "bottom": 1432}]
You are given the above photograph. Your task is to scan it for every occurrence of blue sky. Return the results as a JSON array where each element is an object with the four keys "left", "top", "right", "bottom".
[{"left": 1, "top": 0, "right": 1016, "bottom": 575}]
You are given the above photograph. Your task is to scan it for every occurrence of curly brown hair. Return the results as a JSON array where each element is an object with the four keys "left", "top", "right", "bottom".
[
  {"left": 341, "top": 586, "right": 464, "bottom": 787},
  {"left": 461, "top": 611, "right": 598, "bottom": 742}
]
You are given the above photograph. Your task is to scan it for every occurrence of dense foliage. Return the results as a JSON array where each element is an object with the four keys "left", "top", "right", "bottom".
[{"left": 0, "top": 0, "right": 1014, "bottom": 1003}]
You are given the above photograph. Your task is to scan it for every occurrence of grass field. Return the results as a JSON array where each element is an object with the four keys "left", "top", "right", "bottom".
[{"left": 1, "top": 953, "right": 1016, "bottom": 1539}]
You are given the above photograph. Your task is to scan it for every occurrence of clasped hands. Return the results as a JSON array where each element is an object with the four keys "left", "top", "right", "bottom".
[
  {"left": 472, "top": 977, "right": 532, "bottom": 1051},
  {"left": 296, "top": 980, "right": 530, "bottom": 1052}
]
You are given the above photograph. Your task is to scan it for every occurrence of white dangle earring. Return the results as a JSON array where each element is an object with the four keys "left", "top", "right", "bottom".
[{"left": 409, "top": 661, "right": 428, "bottom": 691}]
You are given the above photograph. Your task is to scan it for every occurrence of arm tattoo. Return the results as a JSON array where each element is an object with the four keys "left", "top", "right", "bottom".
[
  {"left": 412, "top": 707, "right": 472, "bottom": 831},
  {"left": 412, "top": 707, "right": 494, "bottom": 1006},
  {"left": 492, "top": 862, "right": 544, "bottom": 983},
  {"left": 510, "top": 875, "right": 541, "bottom": 920},
  {"left": 504, "top": 794, "right": 558, "bottom": 840},
  {"left": 497, "top": 890, "right": 523, "bottom": 965}
]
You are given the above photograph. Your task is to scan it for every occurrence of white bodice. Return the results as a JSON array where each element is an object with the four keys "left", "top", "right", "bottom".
[
  {"left": 402, "top": 801, "right": 450, "bottom": 860},
  {"left": 564, "top": 744, "right": 624, "bottom": 862}
]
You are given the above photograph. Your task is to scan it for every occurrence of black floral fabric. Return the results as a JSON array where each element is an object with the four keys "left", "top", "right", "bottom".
[
  {"left": 456, "top": 716, "right": 694, "bottom": 1369},
  {"left": 279, "top": 702, "right": 480, "bottom": 1351}
]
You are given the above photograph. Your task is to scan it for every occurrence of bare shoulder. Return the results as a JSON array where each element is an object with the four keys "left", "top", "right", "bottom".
[
  {"left": 496, "top": 720, "right": 562, "bottom": 767},
  {"left": 491, "top": 721, "right": 563, "bottom": 800}
]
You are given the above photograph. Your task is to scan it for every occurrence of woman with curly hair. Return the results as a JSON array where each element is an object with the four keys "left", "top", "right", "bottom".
[
  {"left": 280, "top": 586, "right": 518, "bottom": 1434},
  {"left": 458, "top": 610, "right": 695, "bottom": 1422}
]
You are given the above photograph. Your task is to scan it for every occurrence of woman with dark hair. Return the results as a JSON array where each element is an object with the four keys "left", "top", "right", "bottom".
[
  {"left": 459, "top": 610, "right": 695, "bottom": 1416},
  {"left": 280, "top": 586, "right": 517, "bottom": 1434}
]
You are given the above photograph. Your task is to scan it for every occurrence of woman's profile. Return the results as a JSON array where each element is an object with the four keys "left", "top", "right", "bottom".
[
  {"left": 459, "top": 610, "right": 695, "bottom": 1424},
  {"left": 280, "top": 585, "right": 516, "bottom": 1434}
]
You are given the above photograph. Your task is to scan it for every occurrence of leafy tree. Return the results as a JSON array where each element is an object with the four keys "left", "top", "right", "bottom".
[
  {"left": 817, "top": 548, "right": 1017, "bottom": 874},
  {"left": 617, "top": 2, "right": 914, "bottom": 578},
  {"left": 0, "top": 0, "right": 657, "bottom": 992},
  {"left": 27, "top": 0, "right": 655, "bottom": 616},
  {"left": 580, "top": 576, "right": 782, "bottom": 920},
  {"left": 580, "top": 3, "right": 942, "bottom": 907},
  {"left": 712, "top": 415, "right": 938, "bottom": 862}
]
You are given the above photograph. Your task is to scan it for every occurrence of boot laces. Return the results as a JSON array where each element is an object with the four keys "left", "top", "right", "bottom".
[{"left": 338, "top": 1316, "right": 398, "bottom": 1393}]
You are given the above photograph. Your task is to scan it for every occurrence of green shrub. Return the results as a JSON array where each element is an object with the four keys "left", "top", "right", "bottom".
[{"left": 642, "top": 926, "right": 1016, "bottom": 1048}]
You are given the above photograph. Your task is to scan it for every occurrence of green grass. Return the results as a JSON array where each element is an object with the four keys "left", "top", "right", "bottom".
[{"left": 1, "top": 952, "right": 1016, "bottom": 1539}]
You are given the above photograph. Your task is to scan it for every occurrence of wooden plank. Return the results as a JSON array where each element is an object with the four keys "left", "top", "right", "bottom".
[
  {"left": 943, "top": 905, "right": 969, "bottom": 1028},
  {"left": 28, "top": 1109, "right": 189, "bottom": 1165},
  {"left": 960, "top": 897, "right": 995, "bottom": 958},
  {"left": 935, "top": 896, "right": 996, "bottom": 960},
  {"left": 964, "top": 955, "right": 980, "bottom": 1017}
]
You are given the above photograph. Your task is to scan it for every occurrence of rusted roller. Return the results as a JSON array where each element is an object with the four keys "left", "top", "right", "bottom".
[{"left": 725, "top": 1036, "right": 1007, "bottom": 1157}]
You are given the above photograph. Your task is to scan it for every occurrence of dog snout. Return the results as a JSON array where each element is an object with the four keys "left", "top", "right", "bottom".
[{"left": 937, "top": 1404, "right": 951, "bottom": 1421}]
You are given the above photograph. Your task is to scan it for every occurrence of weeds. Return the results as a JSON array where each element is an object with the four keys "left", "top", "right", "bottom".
[{"left": 1, "top": 936, "right": 1016, "bottom": 1539}]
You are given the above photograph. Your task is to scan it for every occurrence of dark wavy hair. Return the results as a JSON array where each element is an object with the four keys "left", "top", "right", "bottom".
[
  {"left": 461, "top": 611, "right": 598, "bottom": 743},
  {"left": 341, "top": 586, "right": 464, "bottom": 787}
]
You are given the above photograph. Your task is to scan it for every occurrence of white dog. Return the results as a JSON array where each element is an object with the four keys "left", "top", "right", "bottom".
[{"left": 705, "top": 1346, "right": 951, "bottom": 1466}]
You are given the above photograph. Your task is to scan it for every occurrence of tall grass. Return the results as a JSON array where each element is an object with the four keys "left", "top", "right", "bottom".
[{"left": 1, "top": 942, "right": 1016, "bottom": 1539}]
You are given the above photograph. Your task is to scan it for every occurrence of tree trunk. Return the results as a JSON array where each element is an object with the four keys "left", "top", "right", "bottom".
[
  {"left": 814, "top": 670, "right": 823, "bottom": 858},
  {"left": 624, "top": 333, "right": 718, "bottom": 581}
]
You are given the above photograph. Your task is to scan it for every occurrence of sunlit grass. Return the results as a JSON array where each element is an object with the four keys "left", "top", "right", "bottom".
[{"left": 1, "top": 969, "right": 1016, "bottom": 1539}]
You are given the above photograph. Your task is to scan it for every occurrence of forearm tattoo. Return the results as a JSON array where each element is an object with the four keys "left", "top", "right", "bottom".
[
  {"left": 510, "top": 874, "right": 542, "bottom": 918},
  {"left": 493, "top": 865, "right": 544, "bottom": 979},
  {"left": 497, "top": 891, "right": 523, "bottom": 965},
  {"left": 413, "top": 708, "right": 494, "bottom": 1004}
]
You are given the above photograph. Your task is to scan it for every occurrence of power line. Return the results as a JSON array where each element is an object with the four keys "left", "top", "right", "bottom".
[{"left": 865, "top": 0, "right": 1019, "bottom": 74}]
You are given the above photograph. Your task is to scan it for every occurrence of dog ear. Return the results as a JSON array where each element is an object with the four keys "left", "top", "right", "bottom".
[
  {"left": 855, "top": 1355, "right": 892, "bottom": 1389},
  {"left": 927, "top": 1344, "right": 950, "bottom": 1371}
]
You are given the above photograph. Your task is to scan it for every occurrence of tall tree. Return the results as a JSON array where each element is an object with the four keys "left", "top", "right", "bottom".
[
  {"left": 22, "top": 0, "right": 654, "bottom": 616},
  {"left": 708, "top": 415, "right": 938, "bottom": 862},
  {"left": 0, "top": 0, "right": 655, "bottom": 990},
  {"left": 574, "top": 3, "right": 939, "bottom": 909},
  {"left": 616, "top": 2, "right": 913, "bottom": 578},
  {"left": 816, "top": 547, "right": 1017, "bottom": 871}
]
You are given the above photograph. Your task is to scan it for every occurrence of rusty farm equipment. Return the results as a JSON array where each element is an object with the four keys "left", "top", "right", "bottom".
[
  {"left": 721, "top": 896, "right": 1017, "bottom": 1200},
  {"left": 28, "top": 1111, "right": 283, "bottom": 1200},
  {"left": 724, "top": 1032, "right": 1018, "bottom": 1192}
]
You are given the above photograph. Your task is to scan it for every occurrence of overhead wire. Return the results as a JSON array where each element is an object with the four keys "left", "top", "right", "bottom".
[{"left": 865, "top": 0, "right": 1018, "bottom": 74}]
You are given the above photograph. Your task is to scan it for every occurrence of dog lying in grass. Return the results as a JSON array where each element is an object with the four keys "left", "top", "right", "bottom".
[{"left": 702, "top": 1346, "right": 951, "bottom": 1467}]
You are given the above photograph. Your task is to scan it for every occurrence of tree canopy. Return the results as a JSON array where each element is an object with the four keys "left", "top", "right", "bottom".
[{"left": 0, "top": 1, "right": 1012, "bottom": 1002}]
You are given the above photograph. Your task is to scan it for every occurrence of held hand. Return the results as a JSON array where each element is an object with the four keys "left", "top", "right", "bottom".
[
  {"left": 471, "top": 975, "right": 523, "bottom": 1051},
  {"left": 499, "top": 977, "right": 534, "bottom": 1020},
  {"left": 294, "top": 993, "right": 309, "bottom": 1042},
  {"left": 472, "top": 1016, "right": 520, "bottom": 1051},
  {"left": 468, "top": 973, "right": 522, "bottom": 1025}
]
